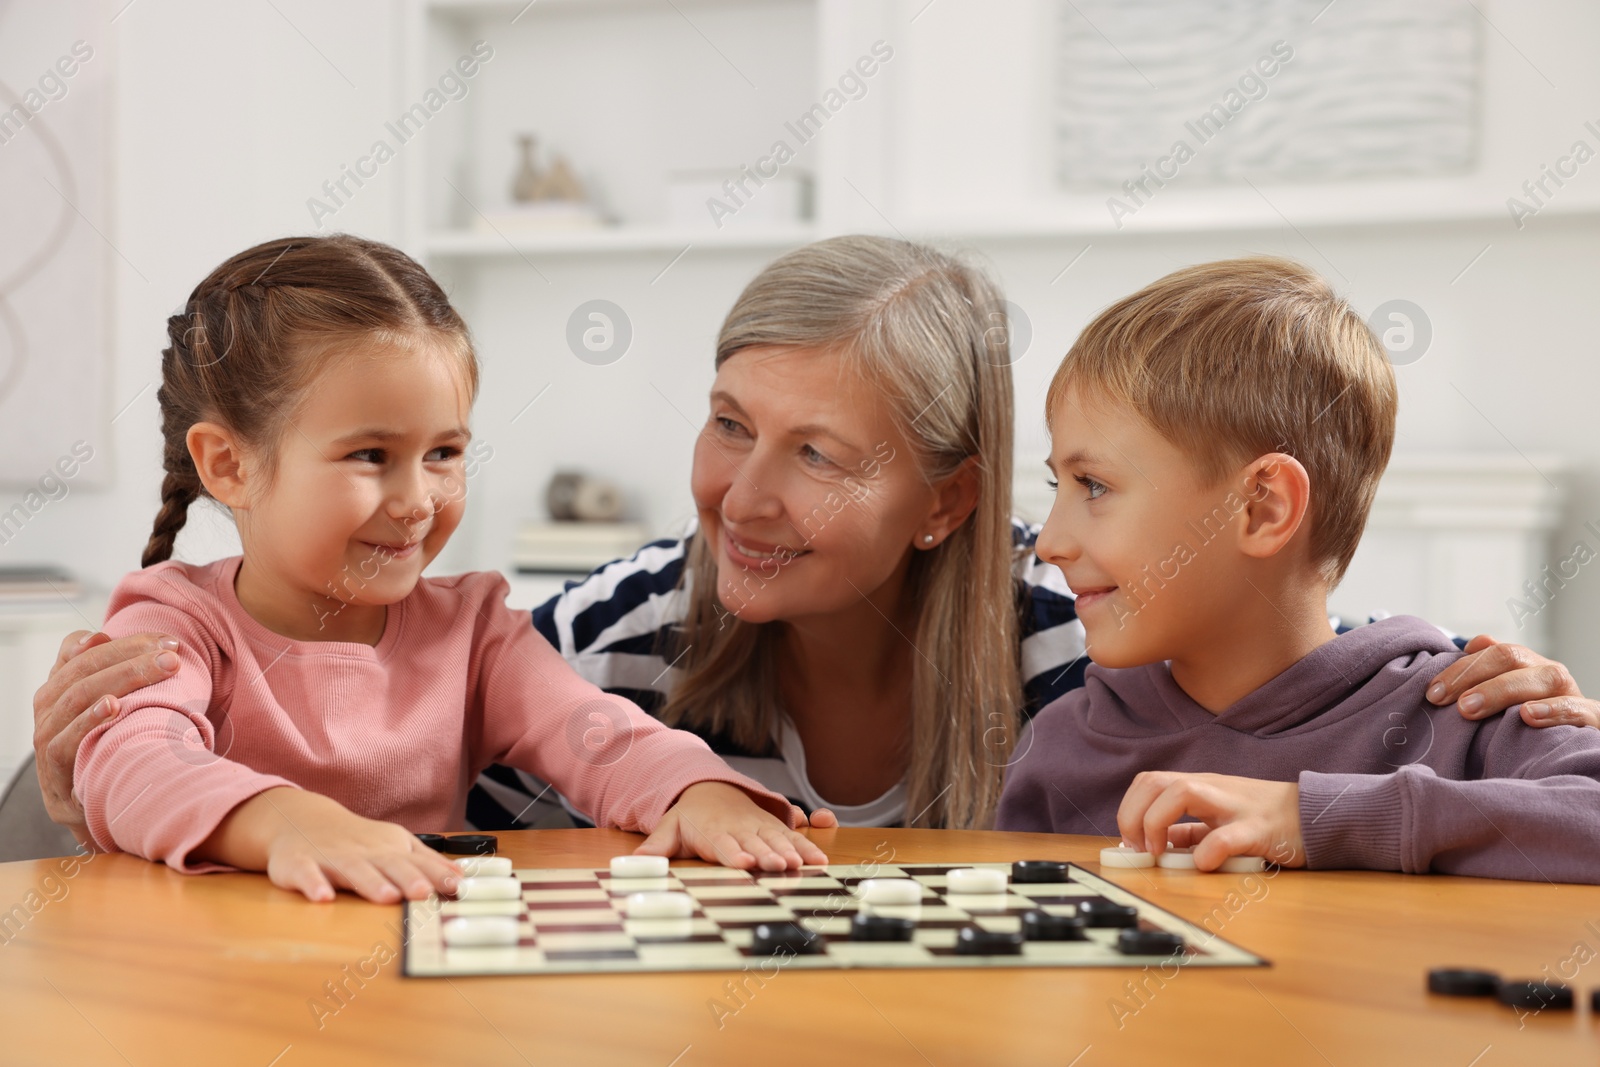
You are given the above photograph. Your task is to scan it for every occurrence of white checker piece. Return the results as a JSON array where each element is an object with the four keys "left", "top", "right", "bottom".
[
  {"left": 610, "top": 855, "right": 670, "bottom": 879},
  {"left": 442, "top": 915, "right": 519, "bottom": 947},
  {"left": 454, "top": 856, "right": 514, "bottom": 878},
  {"left": 625, "top": 892, "right": 695, "bottom": 919},
  {"left": 946, "top": 867, "right": 1008, "bottom": 894},
  {"left": 856, "top": 878, "right": 924, "bottom": 906},
  {"left": 455, "top": 877, "right": 521, "bottom": 901}
]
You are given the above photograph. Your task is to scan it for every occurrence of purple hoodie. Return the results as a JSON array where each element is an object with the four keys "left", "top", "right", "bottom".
[{"left": 996, "top": 615, "right": 1600, "bottom": 883}]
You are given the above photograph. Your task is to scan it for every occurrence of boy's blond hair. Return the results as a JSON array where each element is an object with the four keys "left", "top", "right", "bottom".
[{"left": 1047, "top": 256, "right": 1395, "bottom": 585}]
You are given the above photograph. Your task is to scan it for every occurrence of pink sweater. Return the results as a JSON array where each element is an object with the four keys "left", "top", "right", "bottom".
[{"left": 76, "top": 557, "right": 798, "bottom": 872}]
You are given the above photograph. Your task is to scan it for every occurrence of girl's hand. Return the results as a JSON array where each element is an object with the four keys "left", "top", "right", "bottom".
[
  {"left": 633, "top": 781, "right": 829, "bottom": 871},
  {"left": 32, "top": 629, "right": 184, "bottom": 845},
  {"left": 201, "top": 788, "right": 462, "bottom": 903},
  {"left": 1115, "top": 771, "right": 1305, "bottom": 871},
  {"left": 1426, "top": 635, "right": 1600, "bottom": 729}
]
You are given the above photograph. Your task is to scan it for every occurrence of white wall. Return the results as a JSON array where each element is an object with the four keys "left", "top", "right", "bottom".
[
  {"left": 5, "top": 0, "right": 1600, "bottom": 690},
  {"left": 1, "top": 0, "right": 409, "bottom": 587}
]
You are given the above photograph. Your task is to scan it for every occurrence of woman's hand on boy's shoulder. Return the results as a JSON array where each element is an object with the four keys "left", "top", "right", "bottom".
[
  {"left": 1426, "top": 635, "right": 1600, "bottom": 729},
  {"left": 634, "top": 781, "right": 830, "bottom": 872}
]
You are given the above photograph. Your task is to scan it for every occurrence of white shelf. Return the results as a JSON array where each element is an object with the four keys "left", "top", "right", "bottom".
[
  {"left": 424, "top": 0, "right": 740, "bottom": 15},
  {"left": 903, "top": 184, "right": 1600, "bottom": 243},
  {"left": 408, "top": 0, "right": 829, "bottom": 244},
  {"left": 419, "top": 193, "right": 1600, "bottom": 256},
  {"left": 424, "top": 225, "right": 820, "bottom": 258}
]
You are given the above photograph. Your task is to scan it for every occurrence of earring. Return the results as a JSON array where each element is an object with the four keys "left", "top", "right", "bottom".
[{"left": 922, "top": 534, "right": 934, "bottom": 545}]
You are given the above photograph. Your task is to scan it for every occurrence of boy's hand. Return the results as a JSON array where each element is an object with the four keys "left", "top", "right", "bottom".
[
  {"left": 1427, "top": 635, "right": 1600, "bottom": 729},
  {"left": 634, "top": 781, "right": 829, "bottom": 871},
  {"left": 202, "top": 788, "right": 462, "bottom": 904},
  {"left": 1115, "top": 771, "right": 1305, "bottom": 871}
]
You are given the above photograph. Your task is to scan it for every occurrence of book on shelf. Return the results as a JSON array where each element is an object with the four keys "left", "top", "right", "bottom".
[{"left": 512, "top": 522, "right": 648, "bottom": 575}]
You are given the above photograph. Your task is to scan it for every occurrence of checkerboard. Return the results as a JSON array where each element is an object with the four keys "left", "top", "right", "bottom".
[{"left": 401, "top": 860, "right": 1266, "bottom": 977}]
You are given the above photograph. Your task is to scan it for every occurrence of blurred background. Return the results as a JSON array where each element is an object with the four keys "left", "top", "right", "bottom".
[{"left": 2, "top": 0, "right": 1598, "bottom": 776}]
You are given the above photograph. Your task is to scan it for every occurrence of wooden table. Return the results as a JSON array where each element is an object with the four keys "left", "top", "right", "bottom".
[{"left": 1, "top": 828, "right": 1597, "bottom": 1066}]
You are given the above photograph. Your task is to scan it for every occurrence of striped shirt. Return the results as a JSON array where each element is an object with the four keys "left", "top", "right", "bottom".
[{"left": 467, "top": 519, "right": 1086, "bottom": 829}]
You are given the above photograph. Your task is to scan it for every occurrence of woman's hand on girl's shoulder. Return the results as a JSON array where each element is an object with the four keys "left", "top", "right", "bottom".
[
  {"left": 32, "top": 629, "right": 184, "bottom": 843},
  {"left": 1427, "top": 635, "right": 1600, "bottom": 729},
  {"left": 634, "top": 781, "right": 829, "bottom": 871}
]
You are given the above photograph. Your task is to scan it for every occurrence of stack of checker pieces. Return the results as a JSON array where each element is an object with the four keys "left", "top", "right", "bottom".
[{"left": 402, "top": 860, "right": 1267, "bottom": 977}]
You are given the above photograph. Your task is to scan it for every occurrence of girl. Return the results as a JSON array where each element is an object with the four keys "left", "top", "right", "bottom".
[{"left": 72, "top": 235, "right": 825, "bottom": 904}]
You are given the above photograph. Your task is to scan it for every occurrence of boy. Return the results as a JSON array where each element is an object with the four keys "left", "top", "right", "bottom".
[{"left": 996, "top": 257, "right": 1600, "bottom": 883}]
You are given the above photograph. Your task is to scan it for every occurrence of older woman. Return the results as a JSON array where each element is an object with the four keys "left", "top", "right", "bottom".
[{"left": 31, "top": 236, "right": 1600, "bottom": 842}]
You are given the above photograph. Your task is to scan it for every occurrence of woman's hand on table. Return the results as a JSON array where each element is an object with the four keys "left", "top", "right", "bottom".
[
  {"left": 32, "top": 629, "right": 183, "bottom": 845},
  {"left": 1427, "top": 635, "right": 1600, "bottom": 729},
  {"left": 803, "top": 807, "right": 838, "bottom": 829},
  {"left": 634, "top": 781, "right": 830, "bottom": 872}
]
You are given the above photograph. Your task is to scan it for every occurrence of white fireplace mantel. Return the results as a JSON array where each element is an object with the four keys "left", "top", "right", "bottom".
[{"left": 1337, "top": 453, "right": 1567, "bottom": 651}]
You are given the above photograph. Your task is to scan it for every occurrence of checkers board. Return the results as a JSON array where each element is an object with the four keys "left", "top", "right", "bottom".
[{"left": 401, "top": 861, "right": 1267, "bottom": 977}]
